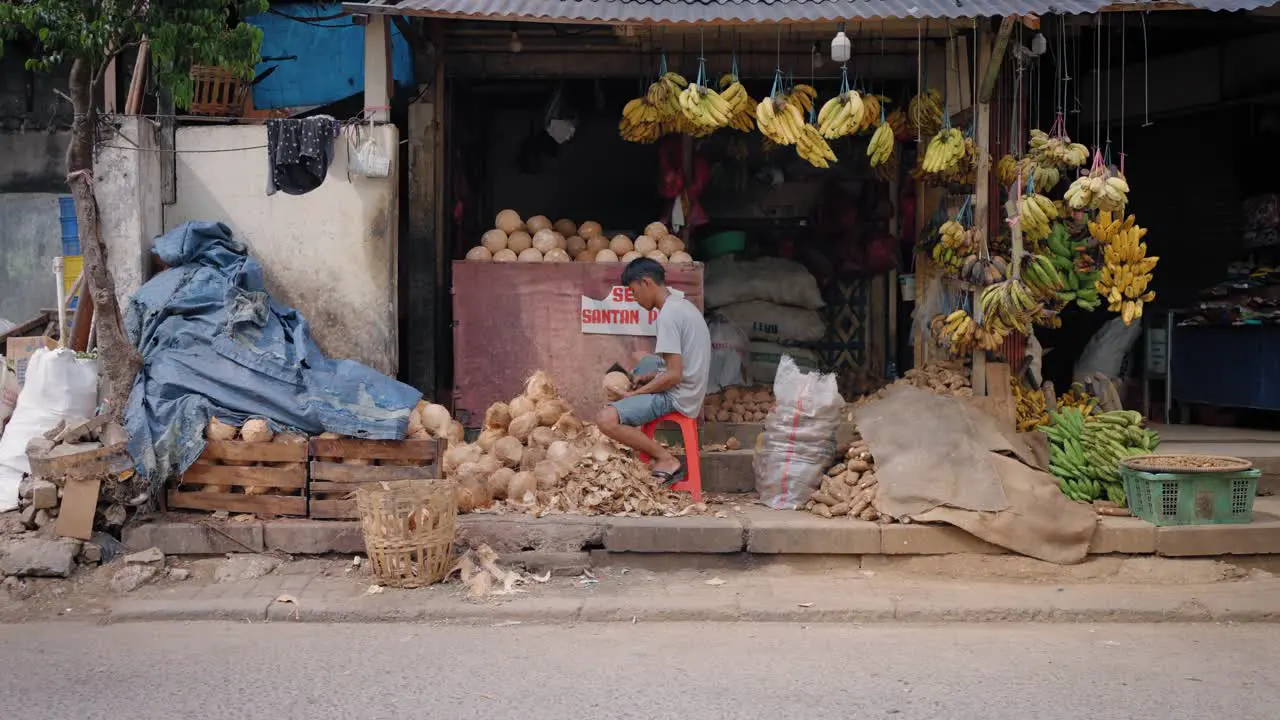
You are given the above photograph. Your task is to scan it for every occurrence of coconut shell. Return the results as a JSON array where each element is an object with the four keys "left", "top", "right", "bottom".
[
  {"left": 533, "top": 459, "right": 563, "bottom": 490},
  {"left": 526, "top": 215, "right": 552, "bottom": 234},
  {"left": 603, "top": 371, "right": 631, "bottom": 400},
  {"left": 669, "top": 250, "right": 693, "bottom": 263},
  {"left": 585, "top": 235, "right": 609, "bottom": 254},
  {"left": 488, "top": 467, "right": 515, "bottom": 501},
  {"left": 528, "top": 425, "right": 556, "bottom": 448},
  {"left": 518, "top": 248, "right": 543, "bottom": 263},
  {"left": 553, "top": 218, "right": 577, "bottom": 237},
  {"left": 240, "top": 418, "right": 274, "bottom": 443},
  {"left": 421, "top": 404, "right": 452, "bottom": 437},
  {"left": 443, "top": 443, "right": 483, "bottom": 475},
  {"left": 546, "top": 440, "right": 576, "bottom": 471},
  {"left": 646, "top": 251, "right": 669, "bottom": 264},
  {"left": 476, "top": 428, "right": 504, "bottom": 452},
  {"left": 508, "top": 412, "right": 538, "bottom": 443},
  {"left": 495, "top": 209, "right": 524, "bottom": 234},
  {"left": 575, "top": 250, "right": 594, "bottom": 262},
  {"left": 535, "top": 398, "right": 570, "bottom": 426},
  {"left": 609, "top": 235, "right": 634, "bottom": 256},
  {"left": 465, "top": 246, "right": 493, "bottom": 261},
  {"left": 523, "top": 371, "right": 558, "bottom": 402},
  {"left": 657, "top": 235, "right": 684, "bottom": 256},
  {"left": 644, "top": 221, "right": 668, "bottom": 239},
  {"left": 578, "top": 220, "right": 603, "bottom": 238},
  {"left": 565, "top": 235, "right": 587, "bottom": 256},
  {"left": 595, "top": 249, "right": 619, "bottom": 263},
  {"left": 519, "top": 444, "right": 546, "bottom": 472},
  {"left": 493, "top": 436, "right": 524, "bottom": 467},
  {"left": 484, "top": 402, "right": 512, "bottom": 430},
  {"left": 531, "top": 229, "right": 558, "bottom": 254},
  {"left": 493, "top": 249, "right": 518, "bottom": 262},
  {"left": 634, "top": 235, "right": 658, "bottom": 254},
  {"left": 506, "top": 231, "right": 533, "bottom": 253},
  {"left": 206, "top": 418, "right": 238, "bottom": 441},
  {"left": 476, "top": 453, "right": 503, "bottom": 476},
  {"left": 507, "top": 471, "right": 537, "bottom": 504},
  {"left": 552, "top": 413, "right": 584, "bottom": 439},
  {"left": 509, "top": 396, "right": 536, "bottom": 419},
  {"left": 544, "top": 248, "right": 571, "bottom": 263},
  {"left": 447, "top": 421, "right": 465, "bottom": 444},
  {"left": 481, "top": 229, "right": 508, "bottom": 253}
]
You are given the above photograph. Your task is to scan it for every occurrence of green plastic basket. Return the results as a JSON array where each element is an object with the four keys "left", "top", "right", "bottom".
[{"left": 1120, "top": 458, "right": 1260, "bottom": 527}]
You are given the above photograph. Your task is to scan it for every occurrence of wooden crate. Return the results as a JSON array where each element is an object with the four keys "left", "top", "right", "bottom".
[
  {"left": 168, "top": 441, "right": 308, "bottom": 516},
  {"left": 309, "top": 438, "right": 443, "bottom": 520}
]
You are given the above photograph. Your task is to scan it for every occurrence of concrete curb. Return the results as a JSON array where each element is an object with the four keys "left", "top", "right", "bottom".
[{"left": 105, "top": 582, "right": 1280, "bottom": 625}]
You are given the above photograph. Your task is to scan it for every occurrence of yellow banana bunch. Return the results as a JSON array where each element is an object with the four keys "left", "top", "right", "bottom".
[
  {"left": 930, "top": 309, "right": 978, "bottom": 356},
  {"left": 1011, "top": 378, "right": 1050, "bottom": 433},
  {"left": 796, "top": 124, "right": 837, "bottom": 168},
  {"left": 921, "top": 128, "right": 964, "bottom": 173},
  {"left": 908, "top": 89, "right": 943, "bottom": 137},
  {"left": 1057, "top": 383, "right": 1098, "bottom": 417},
  {"left": 867, "top": 122, "right": 894, "bottom": 167},
  {"left": 980, "top": 277, "right": 1040, "bottom": 337},
  {"left": 679, "top": 80, "right": 732, "bottom": 131},
  {"left": 1028, "top": 129, "right": 1089, "bottom": 169},
  {"left": 1065, "top": 167, "right": 1130, "bottom": 212},
  {"left": 858, "top": 94, "right": 882, "bottom": 134},
  {"left": 1018, "top": 192, "right": 1058, "bottom": 243},
  {"left": 817, "top": 91, "right": 865, "bottom": 140},
  {"left": 757, "top": 96, "right": 805, "bottom": 146},
  {"left": 1090, "top": 211, "right": 1158, "bottom": 325},
  {"left": 785, "top": 84, "right": 817, "bottom": 115},
  {"left": 996, "top": 154, "right": 1019, "bottom": 188},
  {"left": 718, "top": 74, "right": 756, "bottom": 132},
  {"left": 932, "top": 219, "right": 973, "bottom": 273},
  {"left": 1015, "top": 158, "right": 1061, "bottom": 193},
  {"left": 619, "top": 97, "right": 662, "bottom": 144}
]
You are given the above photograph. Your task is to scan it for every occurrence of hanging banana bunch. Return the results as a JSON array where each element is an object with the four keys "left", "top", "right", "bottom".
[
  {"left": 756, "top": 70, "right": 806, "bottom": 146},
  {"left": 815, "top": 65, "right": 864, "bottom": 141},
  {"left": 618, "top": 62, "right": 687, "bottom": 144},
  {"left": 718, "top": 61, "right": 756, "bottom": 133},
  {"left": 678, "top": 58, "right": 732, "bottom": 133},
  {"left": 907, "top": 89, "right": 943, "bottom": 137},
  {"left": 1065, "top": 150, "right": 1130, "bottom": 212},
  {"left": 791, "top": 85, "right": 835, "bottom": 168}
]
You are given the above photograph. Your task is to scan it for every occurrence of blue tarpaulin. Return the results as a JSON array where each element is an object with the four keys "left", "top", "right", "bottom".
[{"left": 125, "top": 221, "right": 421, "bottom": 490}]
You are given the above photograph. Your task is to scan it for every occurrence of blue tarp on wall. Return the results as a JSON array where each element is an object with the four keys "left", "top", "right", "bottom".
[{"left": 247, "top": 3, "right": 416, "bottom": 110}]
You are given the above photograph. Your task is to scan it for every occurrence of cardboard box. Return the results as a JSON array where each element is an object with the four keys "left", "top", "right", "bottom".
[{"left": 5, "top": 336, "right": 57, "bottom": 386}]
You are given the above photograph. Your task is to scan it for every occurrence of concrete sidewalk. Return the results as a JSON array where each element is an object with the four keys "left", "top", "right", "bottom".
[{"left": 106, "top": 564, "right": 1280, "bottom": 625}]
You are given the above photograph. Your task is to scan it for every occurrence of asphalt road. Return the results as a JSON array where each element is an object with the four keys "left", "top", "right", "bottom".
[{"left": 1, "top": 622, "right": 1274, "bottom": 720}]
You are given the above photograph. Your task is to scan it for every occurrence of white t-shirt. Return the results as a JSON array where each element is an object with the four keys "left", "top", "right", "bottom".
[{"left": 654, "top": 294, "right": 711, "bottom": 417}]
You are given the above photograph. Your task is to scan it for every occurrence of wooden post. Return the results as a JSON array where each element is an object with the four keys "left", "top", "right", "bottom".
[
  {"left": 970, "top": 22, "right": 994, "bottom": 397},
  {"left": 364, "top": 16, "right": 392, "bottom": 122}
]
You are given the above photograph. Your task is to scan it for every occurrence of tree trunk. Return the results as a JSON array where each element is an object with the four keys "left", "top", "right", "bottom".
[{"left": 67, "top": 57, "right": 142, "bottom": 421}]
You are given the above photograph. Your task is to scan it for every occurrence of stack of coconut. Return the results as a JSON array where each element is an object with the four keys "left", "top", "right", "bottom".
[
  {"left": 442, "top": 371, "right": 700, "bottom": 517},
  {"left": 465, "top": 210, "right": 693, "bottom": 264},
  {"left": 806, "top": 434, "right": 892, "bottom": 523},
  {"left": 701, "top": 386, "right": 775, "bottom": 423}
]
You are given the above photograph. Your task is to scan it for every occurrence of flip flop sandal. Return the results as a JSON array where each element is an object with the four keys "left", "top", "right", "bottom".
[{"left": 651, "top": 460, "right": 687, "bottom": 487}]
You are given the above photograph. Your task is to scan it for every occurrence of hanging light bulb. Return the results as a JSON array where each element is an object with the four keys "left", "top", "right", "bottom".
[
  {"left": 831, "top": 23, "right": 851, "bottom": 64},
  {"left": 509, "top": 24, "right": 523, "bottom": 53},
  {"left": 1030, "top": 32, "right": 1047, "bottom": 56}
]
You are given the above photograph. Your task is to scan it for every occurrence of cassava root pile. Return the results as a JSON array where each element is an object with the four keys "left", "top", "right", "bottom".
[
  {"left": 853, "top": 362, "right": 972, "bottom": 407},
  {"left": 702, "top": 385, "right": 775, "bottom": 423},
  {"left": 445, "top": 371, "right": 703, "bottom": 518},
  {"left": 806, "top": 435, "right": 892, "bottom": 522}
]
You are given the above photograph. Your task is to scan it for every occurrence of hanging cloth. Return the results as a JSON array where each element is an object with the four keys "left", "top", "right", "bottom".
[{"left": 266, "top": 114, "right": 338, "bottom": 196}]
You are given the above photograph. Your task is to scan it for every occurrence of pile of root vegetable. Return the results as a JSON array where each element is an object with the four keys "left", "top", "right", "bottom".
[
  {"left": 853, "top": 362, "right": 972, "bottom": 407},
  {"left": 805, "top": 435, "right": 892, "bottom": 522},
  {"left": 444, "top": 372, "right": 703, "bottom": 517},
  {"left": 701, "top": 386, "right": 775, "bottom": 422}
]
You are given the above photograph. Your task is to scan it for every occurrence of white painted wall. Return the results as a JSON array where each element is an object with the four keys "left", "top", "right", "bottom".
[
  {"left": 163, "top": 124, "right": 399, "bottom": 375},
  {"left": 96, "top": 116, "right": 163, "bottom": 309}
]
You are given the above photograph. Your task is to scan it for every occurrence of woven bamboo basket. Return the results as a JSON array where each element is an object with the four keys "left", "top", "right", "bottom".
[{"left": 355, "top": 479, "right": 457, "bottom": 588}]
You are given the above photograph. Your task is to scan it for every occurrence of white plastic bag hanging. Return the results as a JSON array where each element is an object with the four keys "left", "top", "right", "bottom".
[
  {"left": 347, "top": 122, "right": 390, "bottom": 179},
  {"left": 0, "top": 348, "right": 100, "bottom": 511},
  {"left": 753, "top": 356, "right": 844, "bottom": 509}
]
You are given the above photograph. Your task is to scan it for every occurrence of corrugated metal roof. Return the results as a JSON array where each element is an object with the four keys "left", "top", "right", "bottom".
[{"left": 342, "top": 0, "right": 1279, "bottom": 23}]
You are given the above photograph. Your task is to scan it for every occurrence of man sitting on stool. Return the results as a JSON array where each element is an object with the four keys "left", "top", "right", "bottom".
[{"left": 596, "top": 258, "right": 711, "bottom": 485}]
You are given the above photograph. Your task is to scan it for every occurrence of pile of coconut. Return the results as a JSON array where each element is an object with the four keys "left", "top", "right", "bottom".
[
  {"left": 198, "top": 418, "right": 307, "bottom": 496},
  {"left": 443, "top": 371, "right": 703, "bottom": 517},
  {"left": 701, "top": 386, "right": 775, "bottom": 423},
  {"left": 465, "top": 210, "right": 694, "bottom": 264}
]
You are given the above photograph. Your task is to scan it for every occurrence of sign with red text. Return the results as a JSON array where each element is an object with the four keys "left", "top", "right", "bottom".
[{"left": 581, "top": 286, "right": 660, "bottom": 336}]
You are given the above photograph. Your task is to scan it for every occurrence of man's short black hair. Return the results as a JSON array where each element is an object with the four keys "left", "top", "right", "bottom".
[{"left": 621, "top": 257, "right": 666, "bottom": 286}]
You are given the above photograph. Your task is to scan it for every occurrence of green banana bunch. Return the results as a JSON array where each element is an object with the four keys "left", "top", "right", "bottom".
[
  {"left": 1045, "top": 222, "right": 1102, "bottom": 312},
  {"left": 1038, "top": 408, "right": 1159, "bottom": 507}
]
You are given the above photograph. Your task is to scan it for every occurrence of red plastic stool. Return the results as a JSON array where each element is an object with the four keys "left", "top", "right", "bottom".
[{"left": 638, "top": 412, "right": 702, "bottom": 503}]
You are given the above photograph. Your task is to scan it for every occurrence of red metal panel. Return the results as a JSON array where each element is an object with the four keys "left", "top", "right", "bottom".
[{"left": 451, "top": 261, "right": 704, "bottom": 427}]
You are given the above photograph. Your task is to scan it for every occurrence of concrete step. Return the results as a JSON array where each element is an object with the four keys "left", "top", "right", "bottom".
[{"left": 123, "top": 496, "right": 1280, "bottom": 559}]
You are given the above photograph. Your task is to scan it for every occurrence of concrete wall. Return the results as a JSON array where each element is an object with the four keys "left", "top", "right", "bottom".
[
  {"left": 95, "top": 117, "right": 163, "bottom": 309},
  {"left": 0, "top": 193, "right": 62, "bottom": 324},
  {"left": 163, "top": 124, "right": 400, "bottom": 375}
]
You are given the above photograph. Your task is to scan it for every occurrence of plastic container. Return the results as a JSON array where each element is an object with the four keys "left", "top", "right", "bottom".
[
  {"left": 702, "top": 230, "right": 746, "bottom": 258},
  {"left": 58, "top": 196, "right": 79, "bottom": 255},
  {"left": 1120, "top": 456, "right": 1260, "bottom": 526},
  {"left": 898, "top": 273, "right": 916, "bottom": 302}
]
